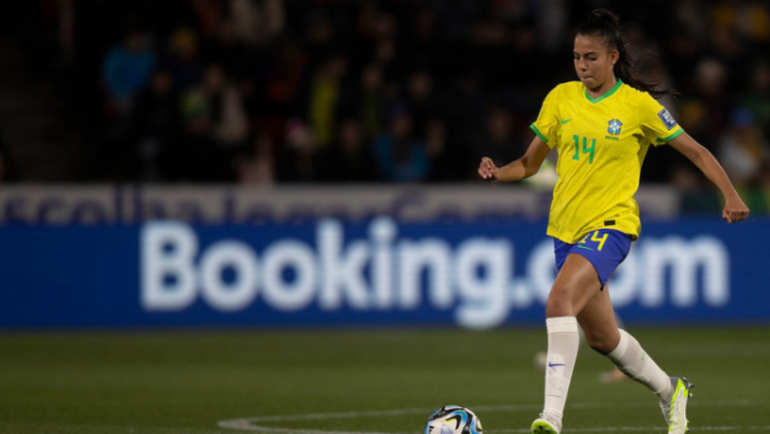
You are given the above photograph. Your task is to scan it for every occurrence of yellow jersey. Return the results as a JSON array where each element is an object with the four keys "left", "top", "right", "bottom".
[{"left": 530, "top": 80, "right": 684, "bottom": 244}]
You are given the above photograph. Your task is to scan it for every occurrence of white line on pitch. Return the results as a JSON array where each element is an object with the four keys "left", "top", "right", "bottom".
[{"left": 218, "top": 400, "right": 766, "bottom": 434}]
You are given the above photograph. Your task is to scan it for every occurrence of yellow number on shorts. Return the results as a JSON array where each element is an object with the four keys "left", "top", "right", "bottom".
[{"left": 591, "top": 231, "right": 608, "bottom": 251}]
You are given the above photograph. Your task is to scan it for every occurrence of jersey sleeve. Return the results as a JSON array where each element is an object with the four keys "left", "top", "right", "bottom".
[
  {"left": 530, "top": 87, "right": 560, "bottom": 148},
  {"left": 639, "top": 93, "right": 684, "bottom": 146}
]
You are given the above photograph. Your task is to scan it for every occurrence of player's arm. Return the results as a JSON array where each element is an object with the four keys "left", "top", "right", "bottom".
[
  {"left": 668, "top": 132, "right": 750, "bottom": 223},
  {"left": 478, "top": 136, "right": 551, "bottom": 183}
]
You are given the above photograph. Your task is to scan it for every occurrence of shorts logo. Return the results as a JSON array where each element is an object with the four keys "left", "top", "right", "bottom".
[
  {"left": 608, "top": 119, "right": 623, "bottom": 135},
  {"left": 658, "top": 109, "right": 678, "bottom": 130}
]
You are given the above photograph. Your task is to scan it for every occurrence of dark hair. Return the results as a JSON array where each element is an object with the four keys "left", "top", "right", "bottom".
[{"left": 576, "top": 9, "right": 675, "bottom": 99}]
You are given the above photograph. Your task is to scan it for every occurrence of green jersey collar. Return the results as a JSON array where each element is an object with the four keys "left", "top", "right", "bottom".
[{"left": 584, "top": 79, "right": 623, "bottom": 104}]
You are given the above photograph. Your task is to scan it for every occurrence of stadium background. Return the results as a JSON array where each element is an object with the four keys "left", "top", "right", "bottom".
[{"left": 0, "top": 1, "right": 769, "bottom": 434}]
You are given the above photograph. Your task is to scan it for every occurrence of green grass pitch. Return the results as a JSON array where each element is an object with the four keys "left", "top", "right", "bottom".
[{"left": 0, "top": 326, "right": 768, "bottom": 434}]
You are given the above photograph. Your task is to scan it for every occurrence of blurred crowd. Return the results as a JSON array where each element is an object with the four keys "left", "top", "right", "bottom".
[{"left": 11, "top": 0, "right": 770, "bottom": 210}]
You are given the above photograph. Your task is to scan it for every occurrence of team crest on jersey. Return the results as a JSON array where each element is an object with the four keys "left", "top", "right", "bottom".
[
  {"left": 658, "top": 109, "right": 678, "bottom": 130},
  {"left": 608, "top": 119, "right": 623, "bottom": 135}
]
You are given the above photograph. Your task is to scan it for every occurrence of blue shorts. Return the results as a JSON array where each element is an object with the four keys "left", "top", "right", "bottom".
[{"left": 553, "top": 229, "right": 632, "bottom": 288}]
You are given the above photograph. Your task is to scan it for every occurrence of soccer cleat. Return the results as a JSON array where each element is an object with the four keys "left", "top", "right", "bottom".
[
  {"left": 659, "top": 376, "right": 694, "bottom": 434},
  {"left": 531, "top": 414, "right": 561, "bottom": 434}
]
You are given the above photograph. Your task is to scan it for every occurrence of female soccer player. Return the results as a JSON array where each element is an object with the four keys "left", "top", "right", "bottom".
[{"left": 477, "top": 9, "right": 749, "bottom": 434}]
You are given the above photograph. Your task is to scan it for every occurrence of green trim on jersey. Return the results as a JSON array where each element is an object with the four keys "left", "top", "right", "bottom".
[
  {"left": 530, "top": 124, "right": 549, "bottom": 143},
  {"left": 584, "top": 79, "right": 624, "bottom": 104},
  {"left": 656, "top": 128, "right": 685, "bottom": 143}
]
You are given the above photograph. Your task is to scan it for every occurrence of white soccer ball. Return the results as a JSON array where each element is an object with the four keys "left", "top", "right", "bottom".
[{"left": 424, "top": 406, "right": 483, "bottom": 434}]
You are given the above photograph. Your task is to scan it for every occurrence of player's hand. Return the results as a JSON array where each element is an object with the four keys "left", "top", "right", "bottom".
[
  {"left": 722, "top": 195, "right": 750, "bottom": 223},
  {"left": 478, "top": 157, "right": 498, "bottom": 182}
]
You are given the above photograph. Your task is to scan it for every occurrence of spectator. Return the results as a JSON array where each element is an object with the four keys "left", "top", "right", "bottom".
[
  {"left": 264, "top": 41, "right": 307, "bottom": 117},
  {"left": 443, "top": 72, "right": 486, "bottom": 152},
  {"left": 129, "top": 70, "right": 181, "bottom": 181},
  {"left": 358, "top": 63, "right": 387, "bottom": 140},
  {"left": 236, "top": 134, "right": 276, "bottom": 186},
  {"left": 674, "top": 0, "right": 708, "bottom": 46},
  {"left": 181, "top": 64, "right": 248, "bottom": 180},
  {"left": 473, "top": 106, "right": 524, "bottom": 174},
  {"left": 738, "top": 62, "right": 770, "bottom": 138},
  {"left": 183, "top": 64, "right": 248, "bottom": 147},
  {"left": 236, "top": 152, "right": 276, "bottom": 185},
  {"left": 306, "top": 54, "right": 349, "bottom": 149},
  {"left": 707, "top": 28, "right": 750, "bottom": 90},
  {"left": 718, "top": 108, "right": 770, "bottom": 187},
  {"left": 405, "top": 70, "right": 437, "bottom": 139},
  {"left": 228, "top": 0, "right": 285, "bottom": 47},
  {"left": 679, "top": 58, "right": 729, "bottom": 151},
  {"left": 373, "top": 106, "right": 429, "bottom": 183},
  {"left": 102, "top": 30, "right": 155, "bottom": 117},
  {"left": 671, "top": 164, "right": 722, "bottom": 213},
  {"left": 321, "top": 118, "right": 378, "bottom": 183},
  {"left": 277, "top": 120, "right": 321, "bottom": 182},
  {"left": 425, "top": 119, "right": 458, "bottom": 182},
  {"left": 26, "top": 0, "right": 770, "bottom": 186},
  {"left": 160, "top": 27, "right": 203, "bottom": 94},
  {"left": 712, "top": 0, "right": 770, "bottom": 44},
  {"left": 193, "top": 0, "right": 225, "bottom": 40}
]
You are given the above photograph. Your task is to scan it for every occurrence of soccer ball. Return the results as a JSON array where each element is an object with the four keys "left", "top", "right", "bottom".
[{"left": 424, "top": 406, "right": 483, "bottom": 434}]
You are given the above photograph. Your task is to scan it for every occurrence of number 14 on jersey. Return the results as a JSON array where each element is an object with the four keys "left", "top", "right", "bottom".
[{"left": 572, "top": 135, "right": 596, "bottom": 164}]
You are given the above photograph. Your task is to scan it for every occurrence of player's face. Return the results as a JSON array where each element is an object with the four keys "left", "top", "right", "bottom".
[{"left": 573, "top": 34, "right": 618, "bottom": 90}]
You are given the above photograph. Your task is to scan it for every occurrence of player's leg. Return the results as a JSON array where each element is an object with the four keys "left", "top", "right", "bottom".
[
  {"left": 575, "top": 283, "right": 619, "bottom": 353},
  {"left": 578, "top": 282, "right": 693, "bottom": 434},
  {"left": 578, "top": 285, "right": 669, "bottom": 391},
  {"left": 533, "top": 294, "right": 627, "bottom": 383},
  {"left": 598, "top": 308, "right": 628, "bottom": 383},
  {"left": 532, "top": 253, "right": 603, "bottom": 434}
]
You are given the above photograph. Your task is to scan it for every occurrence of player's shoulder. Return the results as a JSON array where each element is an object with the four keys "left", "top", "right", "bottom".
[
  {"left": 619, "top": 83, "right": 678, "bottom": 127},
  {"left": 550, "top": 81, "right": 584, "bottom": 95},
  {"left": 619, "top": 82, "right": 656, "bottom": 104},
  {"left": 545, "top": 81, "right": 584, "bottom": 101}
]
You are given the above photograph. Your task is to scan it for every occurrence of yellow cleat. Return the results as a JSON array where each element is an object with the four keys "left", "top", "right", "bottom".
[
  {"left": 660, "top": 376, "right": 694, "bottom": 434},
  {"left": 530, "top": 414, "right": 561, "bottom": 434}
]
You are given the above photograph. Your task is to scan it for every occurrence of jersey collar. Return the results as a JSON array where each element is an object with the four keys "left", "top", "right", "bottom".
[{"left": 584, "top": 79, "right": 623, "bottom": 104}]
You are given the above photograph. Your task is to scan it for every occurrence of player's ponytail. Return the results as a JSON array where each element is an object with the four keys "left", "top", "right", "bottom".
[{"left": 577, "top": 9, "right": 675, "bottom": 99}]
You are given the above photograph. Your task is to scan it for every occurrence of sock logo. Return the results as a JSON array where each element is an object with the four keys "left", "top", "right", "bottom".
[{"left": 548, "top": 362, "right": 566, "bottom": 367}]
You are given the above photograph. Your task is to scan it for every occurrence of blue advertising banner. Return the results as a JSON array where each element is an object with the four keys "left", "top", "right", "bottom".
[{"left": 1, "top": 217, "right": 768, "bottom": 329}]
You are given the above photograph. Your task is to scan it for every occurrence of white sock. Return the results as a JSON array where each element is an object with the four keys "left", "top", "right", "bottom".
[
  {"left": 542, "top": 316, "right": 579, "bottom": 430},
  {"left": 607, "top": 329, "right": 673, "bottom": 400}
]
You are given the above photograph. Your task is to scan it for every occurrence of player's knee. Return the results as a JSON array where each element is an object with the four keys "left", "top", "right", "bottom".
[
  {"left": 585, "top": 335, "right": 615, "bottom": 354},
  {"left": 545, "top": 283, "right": 574, "bottom": 318},
  {"left": 584, "top": 330, "right": 620, "bottom": 355}
]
